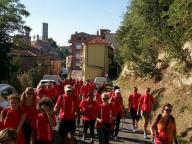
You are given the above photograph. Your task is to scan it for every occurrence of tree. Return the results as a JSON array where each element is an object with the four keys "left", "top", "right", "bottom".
[{"left": 0, "top": 0, "right": 29, "bottom": 82}]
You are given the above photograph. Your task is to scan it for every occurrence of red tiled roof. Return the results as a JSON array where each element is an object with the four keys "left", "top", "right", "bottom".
[
  {"left": 86, "top": 37, "right": 108, "bottom": 44},
  {"left": 10, "top": 48, "right": 44, "bottom": 57}
]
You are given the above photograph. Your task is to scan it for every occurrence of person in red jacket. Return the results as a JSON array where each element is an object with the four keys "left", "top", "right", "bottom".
[
  {"left": 128, "top": 87, "right": 141, "bottom": 132},
  {"left": 20, "top": 87, "right": 37, "bottom": 144},
  {"left": 79, "top": 91, "right": 97, "bottom": 143},
  {"left": 96, "top": 92, "right": 116, "bottom": 144},
  {"left": 109, "top": 89, "right": 125, "bottom": 140},
  {"left": 1, "top": 95, "right": 25, "bottom": 144},
  {"left": 31, "top": 97, "right": 56, "bottom": 144},
  {"left": 54, "top": 85, "right": 78, "bottom": 143},
  {"left": 138, "top": 87, "right": 156, "bottom": 139}
]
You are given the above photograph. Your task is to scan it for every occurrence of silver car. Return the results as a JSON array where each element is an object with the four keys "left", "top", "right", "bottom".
[{"left": 0, "top": 84, "right": 18, "bottom": 109}]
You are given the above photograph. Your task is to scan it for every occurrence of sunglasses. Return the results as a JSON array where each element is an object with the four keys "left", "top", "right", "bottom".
[
  {"left": 164, "top": 109, "right": 172, "bottom": 112},
  {"left": 102, "top": 98, "right": 108, "bottom": 100}
]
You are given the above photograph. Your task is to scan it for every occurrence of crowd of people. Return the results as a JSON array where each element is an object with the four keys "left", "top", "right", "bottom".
[{"left": 0, "top": 78, "right": 178, "bottom": 144}]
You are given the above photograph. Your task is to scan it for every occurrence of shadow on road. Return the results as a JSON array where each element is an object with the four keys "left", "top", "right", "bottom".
[{"left": 118, "top": 136, "right": 152, "bottom": 144}]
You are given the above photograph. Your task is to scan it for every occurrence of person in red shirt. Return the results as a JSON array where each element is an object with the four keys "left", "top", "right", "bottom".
[
  {"left": 109, "top": 89, "right": 125, "bottom": 140},
  {"left": 20, "top": 87, "right": 37, "bottom": 144},
  {"left": 1, "top": 95, "right": 25, "bottom": 144},
  {"left": 36, "top": 84, "right": 47, "bottom": 100},
  {"left": 95, "top": 87, "right": 104, "bottom": 105},
  {"left": 31, "top": 97, "right": 56, "bottom": 144},
  {"left": 96, "top": 92, "right": 116, "bottom": 144},
  {"left": 54, "top": 85, "right": 78, "bottom": 143},
  {"left": 79, "top": 91, "right": 97, "bottom": 143},
  {"left": 128, "top": 87, "right": 141, "bottom": 132},
  {"left": 138, "top": 87, "right": 156, "bottom": 139},
  {"left": 80, "top": 80, "right": 91, "bottom": 100}
]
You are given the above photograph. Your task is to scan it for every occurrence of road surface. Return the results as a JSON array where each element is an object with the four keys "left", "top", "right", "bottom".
[{"left": 54, "top": 117, "right": 152, "bottom": 144}]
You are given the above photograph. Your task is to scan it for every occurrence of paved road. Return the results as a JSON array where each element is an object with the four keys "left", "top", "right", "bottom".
[{"left": 54, "top": 118, "right": 152, "bottom": 144}]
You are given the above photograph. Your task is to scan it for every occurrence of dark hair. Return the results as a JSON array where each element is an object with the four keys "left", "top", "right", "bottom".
[
  {"left": 38, "top": 97, "right": 54, "bottom": 110},
  {"left": 162, "top": 103, "right": 173, "bottom": 112},
  {"left": 113, "top": 85, "right": 120, "bottom": 90}
]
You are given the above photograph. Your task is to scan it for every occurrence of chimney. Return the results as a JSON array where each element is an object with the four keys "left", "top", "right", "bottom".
[{"left": 42, "top": 22, "right": 48, "bottom": 41}]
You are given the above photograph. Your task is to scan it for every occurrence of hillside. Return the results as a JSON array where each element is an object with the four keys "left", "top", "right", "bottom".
[{"left": 117, "top": 65, "right": 192, "bottom": 142}]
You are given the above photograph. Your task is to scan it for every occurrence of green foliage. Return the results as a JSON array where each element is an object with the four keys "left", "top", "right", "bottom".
[
  {"left": 117, "top": 0, "right": 192, "bottom": 76},
  {"left": 0, "top": 0, "right": 29, "bottom": 82},
  {"left": 28, "top": 65, "right": 44, "bottom": 88}
]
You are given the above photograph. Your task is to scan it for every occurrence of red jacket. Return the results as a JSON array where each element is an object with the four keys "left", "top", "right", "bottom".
[
  {"left": 31, "top": 113, "right": 56, "bottom": 142},
  {"left": 55, "top": 94, "right": 77, "bottom": 120},
  {"left": 96, "top": 103, "right": 115, "bottom": 128},
  {"left": 79, "top": 99, "right": 97, "bottom": 121}
]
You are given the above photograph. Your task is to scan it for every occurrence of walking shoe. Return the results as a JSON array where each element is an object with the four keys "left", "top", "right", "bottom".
[
  {"left": 132, "top": 128, "right": 136, "bottom": 132},
  {"left": 144, "top": 134, "right": 147, "bottom": 139},
  {"left": 114, "top": 136, "right": 119, "bottom": 140}
]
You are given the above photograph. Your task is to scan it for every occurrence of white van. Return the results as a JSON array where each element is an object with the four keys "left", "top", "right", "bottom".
[
  {"left": 94, "top": 77, "right": 107, "bottom": 88},
  {"left": 42, "top": 75, "right": 61, "bottom": 85}
]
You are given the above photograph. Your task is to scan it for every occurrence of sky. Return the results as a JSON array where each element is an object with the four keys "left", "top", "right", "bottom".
[{"left": 20, "top": 0, "right": 130, "bottom": 46}]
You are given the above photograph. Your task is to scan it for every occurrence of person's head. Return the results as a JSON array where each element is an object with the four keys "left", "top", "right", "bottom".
[
  {"left": 145, "top": 87, "right": 150, "bottom": 95},
  {"left": 101, "top": 93, "right": 109, "bottom": 103},
  {"left": 8, "top": 95, "right": 20, "bottom": 110},
  {"left": 133, "top": 87, "right": 138, "bottom": 93},
  {"left": 38, "top": 97, "right": 54, "bottom": 113},
  {"left": 87, "top": 91, "right": 95, "bottom": 99},
  {"left": 162, "top": 103, "right": 173, "bottom": 115},
  {"left": 21, "top": 87, "right": 36, "bottom": 106},
  {"left": 0, "top": 128, "right": 17, "bottom": 144},
  {"left": 114, "top": 89, "right": 121, "bottom": 96},
  {"left": 64, "top": 85, "right": 73, "bottom": 95},
  {"left": 113, "top": 86, "right": 120, "bottom": 92}
]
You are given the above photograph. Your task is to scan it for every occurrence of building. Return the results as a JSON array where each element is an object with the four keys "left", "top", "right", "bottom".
[
  {"left": 81, "top": 37, "right": 111, "bottom": 81},
  {"left": 10, "top": 48, "right": 51, "bottom": 74},
  {"left": 68, "top": 32, "right": 95, "bottom": 70}
]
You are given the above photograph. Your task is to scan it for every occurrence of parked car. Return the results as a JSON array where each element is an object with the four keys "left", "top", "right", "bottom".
[
  {"left": 0, "top": 84, "right": 18, "bottom": 109},
  {"left": 94, "top": 77, "right": 113, "bottom": 89},
  {"left": 42, "top": 75, "right": 61, "bottom": 85},
  {"left": 37, "top": 79, "right": 56, "bottom": 88}
]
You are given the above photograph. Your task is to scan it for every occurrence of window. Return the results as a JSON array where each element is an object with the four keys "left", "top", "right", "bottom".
[
  {"left": 76, "top": 54, "right": 81, "bottom": 59},
  {"left": 76, "top": 43, "right": 81, "bottom": 49},
  {"left": 75, "top": 61, "right": 81, "bottom": 67}
]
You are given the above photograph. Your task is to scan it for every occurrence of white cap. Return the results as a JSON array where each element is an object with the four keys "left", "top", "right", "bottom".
[{"left": 115, "top": 89, "right": 120, "bottom": 94}]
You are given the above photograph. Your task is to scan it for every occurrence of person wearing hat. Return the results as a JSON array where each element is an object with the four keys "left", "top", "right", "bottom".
[
  {"left": 96, "top": 92, "right": 116, "bottom": 144},
  {"left": 54, "top": 84, "right": 78, "bottom": 143},
  {"left": 109, "top": 89, "right": 125, "bottom": 140}
]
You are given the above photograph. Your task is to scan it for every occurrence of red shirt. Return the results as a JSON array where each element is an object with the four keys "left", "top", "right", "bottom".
[
  {"left": 110, "top": 95, "right": 124, "bottom": 117},
  {"left": 55, "top": 94, "right": 77, "bottom": 120},
  {"left": 95, "top": 92, "right": 102, "bottom": 104},
  {"left": 80, "top": 99, "right": 97, "bottom": 121},
  {"left": 96, "top": 103, "right": 115, "bottom": 128},
  {"left": 21, "top": 105, "right": 37, "bottom": 123},
  {"left": 139, "top": 94, "right": 155, "bottom": 112},
  {"left": 2, "top": 108, "right": 25, "bottom": 144},
  {"left": 31, "top": 113, "right": 56, "bottom": 142},
  {"left": 80, "top": 84, "right": 91, "bottom": 99},
  {"left": 36, "top": 87, "right": 46, "bottom": 99},
  {"left": 128, "top": 92, "right": 141, "bottom": 111}
]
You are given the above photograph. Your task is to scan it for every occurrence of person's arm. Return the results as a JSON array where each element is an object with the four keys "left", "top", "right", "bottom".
[
  {"left": 150, "top": 114, "right": 161, "bottom": 138},
  {"left": 16, "top": 113, "right": 26, "bottom": 134},
  {"left": 54, "top": 95, "right": 61, "bottom": 114},
  {"left": 173, "top": 120, "right": 178, "bottom": 144}
]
